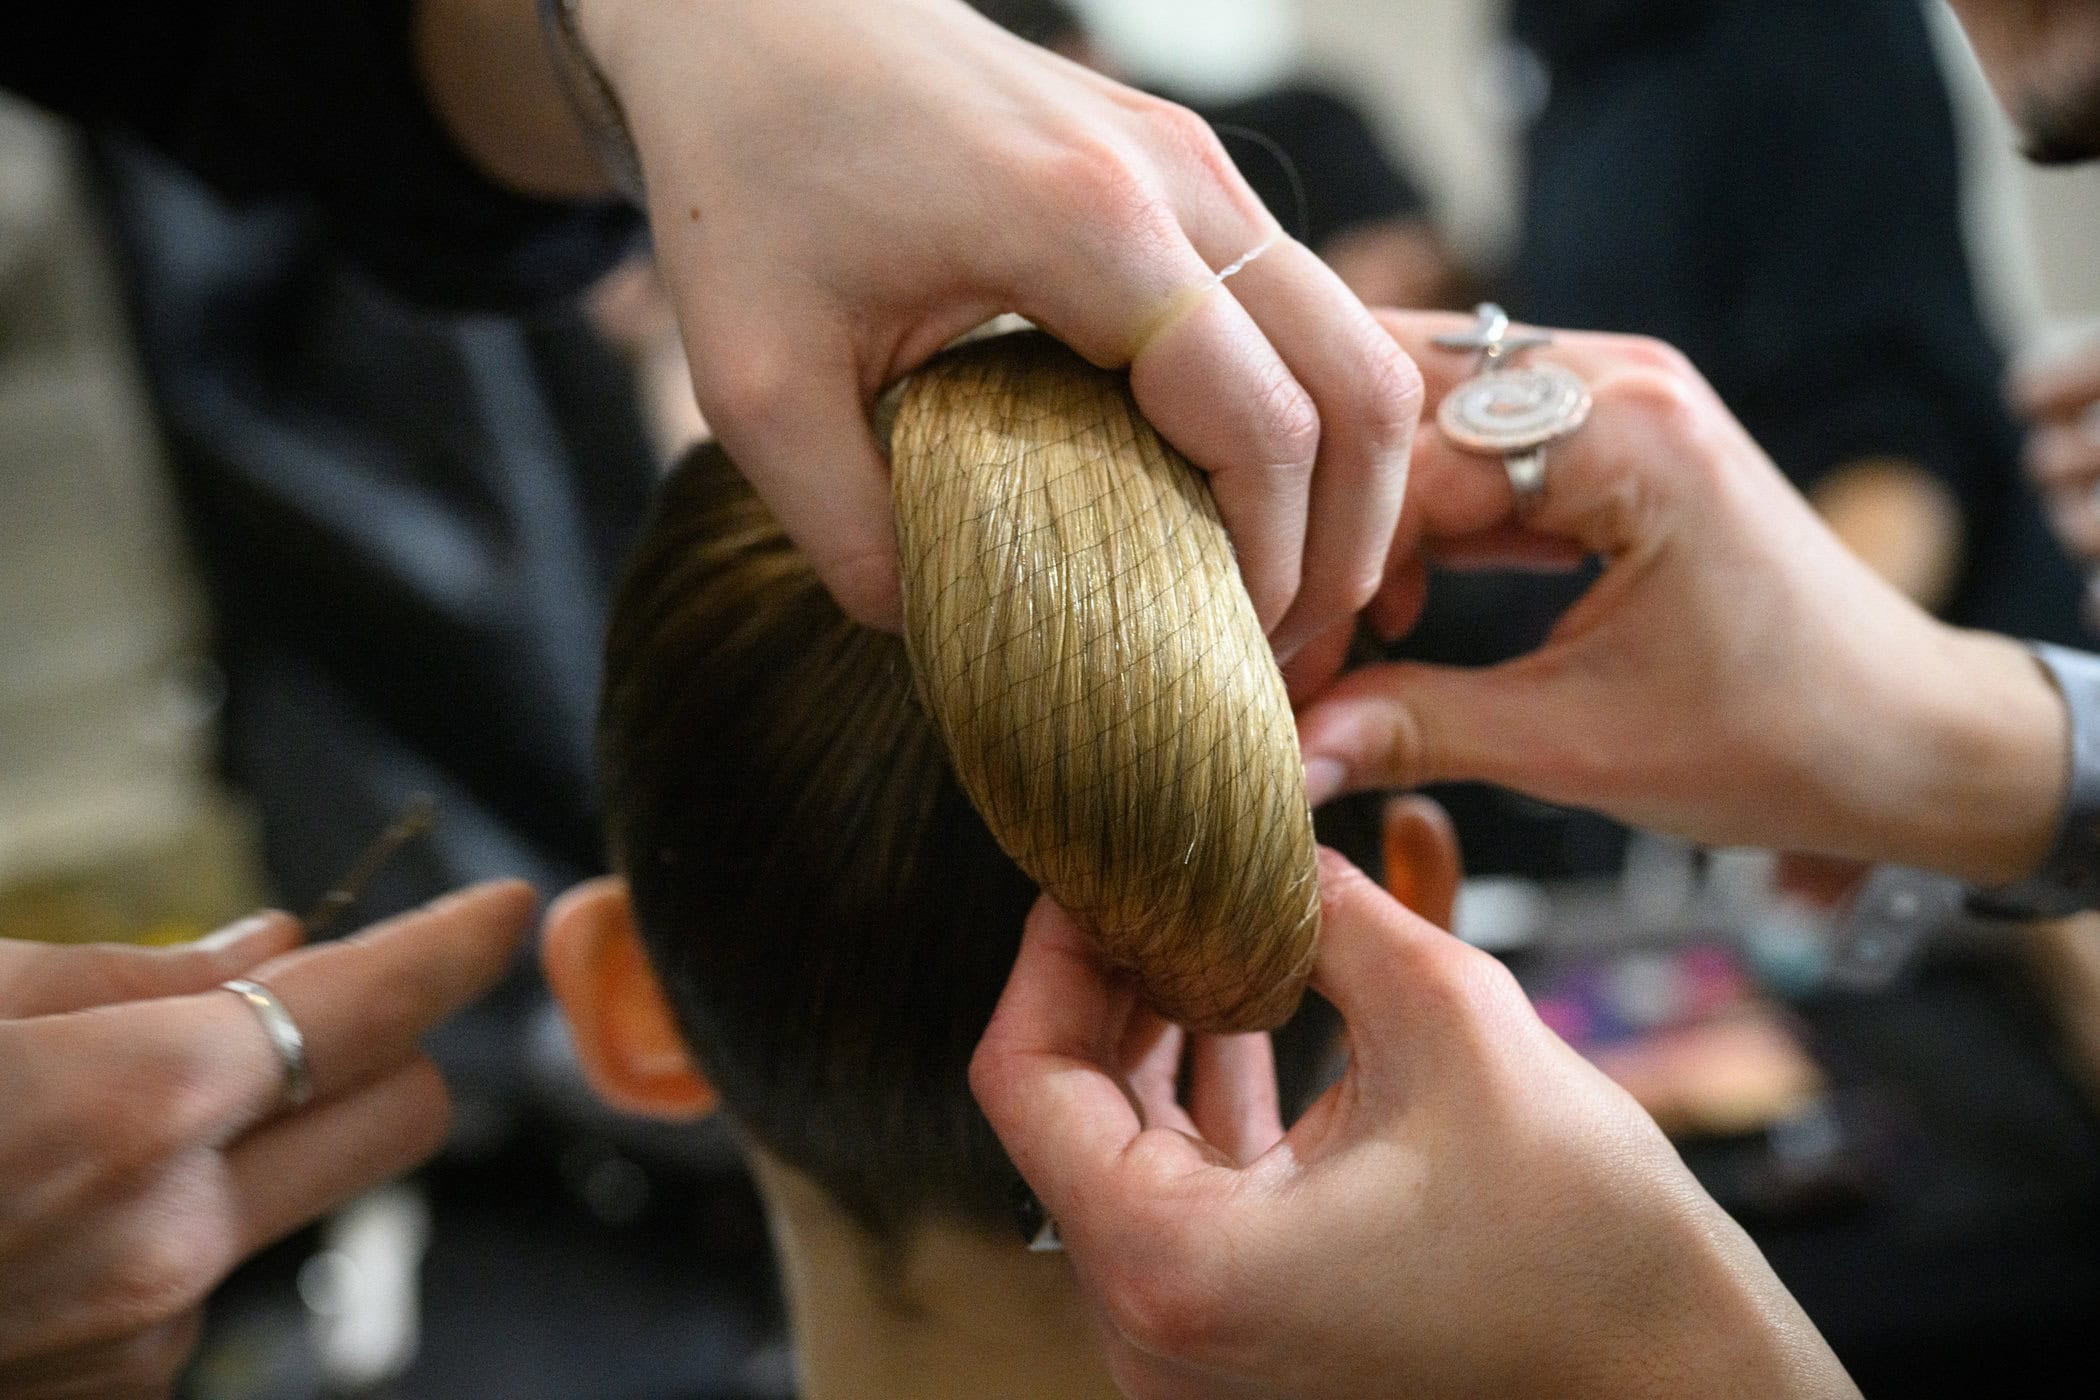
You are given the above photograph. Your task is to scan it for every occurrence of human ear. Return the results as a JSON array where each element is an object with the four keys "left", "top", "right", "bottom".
[
  {"left": 542, "top": 876, "right": 717, "bottom": 1119},
  {"left": 1378, "top": 795, "right": 1463, "bottom": 931}
]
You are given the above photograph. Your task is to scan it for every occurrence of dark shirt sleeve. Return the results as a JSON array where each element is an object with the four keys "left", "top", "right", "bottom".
[
  {"left": 1696, "top": 0, "right": 1992, "bottom": 506},
  {"left": 5, "top": 0, "right": 638, "bottom": 308}
]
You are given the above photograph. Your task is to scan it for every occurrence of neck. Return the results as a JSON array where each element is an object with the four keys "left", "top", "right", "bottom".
[{"left": 751, "top": 1155, "right": 1121, "bottom": 1400}]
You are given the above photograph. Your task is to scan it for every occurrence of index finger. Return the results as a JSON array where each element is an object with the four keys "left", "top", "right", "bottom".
[
  {"left": 41, "top": 882, "right": 534, "bottom": 1152},
  {"left": 970, "top": 895, "right": 1146, "bottom": 1199},
  {"left": 235, "top": 880, "right": 537, "bottom": 1108}
]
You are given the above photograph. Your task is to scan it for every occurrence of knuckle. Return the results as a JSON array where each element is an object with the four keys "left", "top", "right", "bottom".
[
  {"left": 1102, "top": 1254, "right": 1220, "bottom": 1360},
  {"left": 1296, "top": 555, "right": 1388, "bottom": 623},
  {"left": 1252, "top": 356, "right": 1320, "bottom": 469},
  {"left": 1045, "top": 139, "right": 1169, "bottom": 243},
  {"left": 818, "top": 545, "right": 903, "bottom": 630},
  {"left": 1608, "top": 365, "right": 1708, "bottom": 444},
  {"left": 1359, "top": 342, "right": 1426, "bottom": 450},
  {"left": 99, "top": 1221, "right": 222, "bottom": 1336},
  {"left": 697, "top": 344, "right": 800, "bottom": 439},
  {"left": 1401, "top": 933, "right": 1523, "bottom": 1036},
  {"left": 42, "top": 1055, "right": 210, "bottom": 1179},
  {"left": 1138, "top": 100, "right": 1262, "bottom": 216},
  {"left": 1610, "top": 334, "right": 1698, "bottom": 381},
  {"left": 107, "top": 1312, "right": 202, "bottom": 1394},
  {"left": 1139, "top": 97, "right": 1221, "bottom": 161}
]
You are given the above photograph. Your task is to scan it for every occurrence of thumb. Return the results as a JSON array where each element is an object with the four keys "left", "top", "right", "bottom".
[
  {"left": 0, "top": 913, "right": 304, "bottom": 1018},
  {"left": 1298, "top": 658, "right": 1557, "bottom": 806}
]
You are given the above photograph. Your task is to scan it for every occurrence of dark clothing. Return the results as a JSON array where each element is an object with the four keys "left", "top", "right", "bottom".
[
  {"left": 1410, "top": 0, "right": 2086, "bottom": 877},
  {"left": 1488, "top": 4, "right": 2100, "bottom": 1385},
  {"left": 90, "top": 134, "right": 654, "bottom": 949},
  {"left": 1193, "top": 83, "right": 1430, "bottom": 251},
  {"left": 10, "top": 0, "right": 637, "bottom": 308},
  {"left": 1511, "top": 0, "right": 2083, "bottom": 643}
]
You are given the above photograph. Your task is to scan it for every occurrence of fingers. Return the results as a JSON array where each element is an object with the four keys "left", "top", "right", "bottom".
[
  {"left": 2028, "top": 416, "right": 2100, "bottom": 564},
  {"left": 1119, "top": 1012, "right": 1195, "bottom": 1136},
  {"left": 1372, "top": 308, "right": 1737, "bottom": 556},
  {"left": 232, "top": 881, "right": 536, "bottom": 1110},
  {"left": 1056, "top": 261, "right": 1319, "bottom": 638},
  {"left": 0, "top": 1311, "right": 201, "bottom": 1399},
  {"left": 2025, "top": 419, "right": 2100, "bottom": 489},
  {"left": 1302, "top": 848, "right": 1513, "bottom": 1095},
  {"left": 971, "top": 896, "right": 1147, "bottom": 1185},
  {"left": 0, "top": 914, "right": 301, "bottom": 1019},
  {"left": 2011, "top": 338, "right": 2100, "bottom": 420},
  {"left": 1222, "top": 242, "right": 1422, "bottom": 661},
  {"left": 696, "top": 325, "right": 907, "bottom": 631},
  {"left": 1184, "top": 1032, "right": 1283, "bottom": 1165},
  {"left": 1299, "top": 656, "right": 1551, "bottom": 804},
  {"left": 228, "top": 1057, "right": 449, "bottom": 1258},
  {"left": 9, "top": 883, "right": 532, "bottom": 1170},
  {"left": 972, "top": 897, "right": 1223, "bottom": 1235}
]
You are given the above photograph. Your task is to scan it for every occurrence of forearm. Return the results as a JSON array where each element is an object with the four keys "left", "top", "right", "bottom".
[{"left": 414, "top": 0, "right": 609, "bottom": 199}]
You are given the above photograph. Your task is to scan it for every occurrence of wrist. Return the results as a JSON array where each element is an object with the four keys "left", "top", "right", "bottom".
[
  {"left": 1555, "top": 1204, "right": 1856, "bottom": 1400},
  {"left": 1873, "top": 627, "right": 2065, "bottom": 884}
]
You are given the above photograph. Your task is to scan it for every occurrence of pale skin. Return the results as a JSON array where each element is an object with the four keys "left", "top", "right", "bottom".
[
  {"left": 1297, "top": 310, "right": 2068, "bottom": 890},
  {"left": 541, "top": 801, "right": 1472, "bottom": 1400},
  {"left": 970, "top": 851, "right": 1856, "bottom": 1400},
  {"left": 983, "top": 311, "right": 2073, "bottom": 1399},
  {"left": 2012, "top": 331, "right": 2100, "bottom": 623},
  {"left": 0, "top": 883, "right": 534, "bottom": 1398},
  {"left": 416, "top": 0, "right": 1421, "bottom": 660}
]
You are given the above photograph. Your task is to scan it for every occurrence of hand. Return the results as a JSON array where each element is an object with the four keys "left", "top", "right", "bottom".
[
  {"left": 1295, "top": 310, "right": 2066, "bottom": 887},
  {"left": 971, "top": 852, "right": 1855, "bottom": 1399},
  {"left": 575, "top": 0, "right": 1419, "bottom": 657},
  {"left": 0, "top": 883, "right": 533, "bottom": 1398},
  {"left": 2012, "top": 331, "right": 2100, "bottom": 613}
]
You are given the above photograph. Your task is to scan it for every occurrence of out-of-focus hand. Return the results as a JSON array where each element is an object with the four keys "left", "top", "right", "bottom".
[
  {"left": 0, "top": 883, "right": 533, "bottom": 1398},
  {"left": 1295, "top": 310, "right": 2066, "bottom": 888},
  {"left": 2012, "top": 331, "right": 2100, "bottom": 617},
  {"left": 576, "top": 0, "right": 1419, "bottom": 657},
  {"left": 972, "top": 853, "right": 1857, "bottom": 1399}
]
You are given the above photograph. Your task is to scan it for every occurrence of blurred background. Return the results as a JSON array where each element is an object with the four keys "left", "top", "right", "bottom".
[{"left": 5, "top": 0, "right": 2100, "bottom": 1395}]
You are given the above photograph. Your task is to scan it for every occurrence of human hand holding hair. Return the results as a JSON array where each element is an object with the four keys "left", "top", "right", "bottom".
[
  {"left": 1296, "top": 309, "right": 2068, "bottom": 889},
  {"left": 972, "top": 847, "right": 1858, "bottom": 1400},
  {"left": 420, "top": 0, "right": 1419, "bottom": 655},
  {"left": 0, "top": 885, "right": 532, "bottom": 1397}
]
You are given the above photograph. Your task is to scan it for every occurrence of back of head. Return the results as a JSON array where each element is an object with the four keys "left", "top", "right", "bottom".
[
  {"left": 601, "top": 443, "right": 1034, "bottom": 1235},
  {"left": 599, "top": 335, "right": 1356, "bottom": 1239}
]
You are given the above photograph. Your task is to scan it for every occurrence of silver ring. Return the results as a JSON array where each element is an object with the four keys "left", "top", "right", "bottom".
[
  {"left": 219, "top": 977, "right": 313, "bottom": 1111},
  {"left": 1433, "top": 303, "right": 1591, "bottom": 510}
]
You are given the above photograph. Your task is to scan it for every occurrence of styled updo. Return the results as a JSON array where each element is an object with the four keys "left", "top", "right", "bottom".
[
  {"left": 893, "top": 333, "right": 1319, "bottom": 1032},
  {"left": 600, "top": 331, "right": 1339, "bottom": 1237}
]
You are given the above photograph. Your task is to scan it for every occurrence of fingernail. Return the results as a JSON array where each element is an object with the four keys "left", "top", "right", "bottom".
[
  {"left": 1303, "top": 757, "right": 1345, "bottom": 807},
  {"left": 196, "top": 912, "right": 279, "bottom": 953}
]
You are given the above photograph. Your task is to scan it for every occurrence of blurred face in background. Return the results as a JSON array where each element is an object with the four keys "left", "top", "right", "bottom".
[{"left": 1950, "top": 0, "right": 2100, "bottom": 163}]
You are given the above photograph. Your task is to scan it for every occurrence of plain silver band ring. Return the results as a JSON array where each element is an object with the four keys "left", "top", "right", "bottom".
[{"left": 220, "top": 977, "right": 314, "bottom": 1111}]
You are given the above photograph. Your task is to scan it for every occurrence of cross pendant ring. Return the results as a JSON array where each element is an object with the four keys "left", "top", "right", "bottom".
[{"left": 1431, "top": 303, "right": 1591, "bottom": 511}]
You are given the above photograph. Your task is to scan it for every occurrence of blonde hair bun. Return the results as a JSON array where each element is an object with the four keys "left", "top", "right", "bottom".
[{"left": 893, "top": 332, "right": 1320, "bottom": 1033}]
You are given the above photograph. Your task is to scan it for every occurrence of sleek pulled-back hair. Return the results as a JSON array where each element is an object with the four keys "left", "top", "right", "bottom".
[{"left": 600, "top": 342, "right": 1362, "bottom": 1238}]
